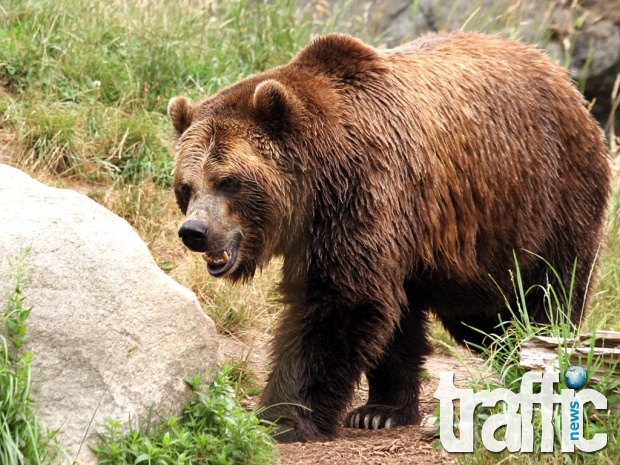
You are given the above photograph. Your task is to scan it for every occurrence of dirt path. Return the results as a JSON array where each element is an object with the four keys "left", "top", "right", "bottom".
[
  {"left": 220, "top": 335, "right": 477, "bottom": 465},
  {"left": 278, "top": 425, "right": 451, "bottom": 465}
]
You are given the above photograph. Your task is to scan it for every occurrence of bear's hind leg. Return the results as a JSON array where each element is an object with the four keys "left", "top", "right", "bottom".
[{"left": 345, "top": 307, "right": 431, "bottom": 429}]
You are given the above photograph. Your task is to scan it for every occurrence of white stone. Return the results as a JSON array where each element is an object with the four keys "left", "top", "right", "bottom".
[{"left": 0, "top": 164, "right": 218, "bottom": 464}]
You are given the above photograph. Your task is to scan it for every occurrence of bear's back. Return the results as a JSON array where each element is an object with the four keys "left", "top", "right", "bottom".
[{"left": 290, "top": 32, "right": 609, "bottom": 278}]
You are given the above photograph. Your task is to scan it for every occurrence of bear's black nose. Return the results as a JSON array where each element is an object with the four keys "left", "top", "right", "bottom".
[{"left": 178, "top": 220, "right": 209, "bottom": 252}]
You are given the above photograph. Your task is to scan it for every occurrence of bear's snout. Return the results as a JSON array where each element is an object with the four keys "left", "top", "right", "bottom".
[{"left": 178, "top": 220, "right": 209, "bottom": 252}]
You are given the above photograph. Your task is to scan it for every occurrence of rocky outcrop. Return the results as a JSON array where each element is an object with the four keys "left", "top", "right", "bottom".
[
  {"left": 0, "top": 165, "right": 219, "bottom": 464},
  {"left": 547, "top": 0, "right": 620, "bottom": 132},
  {"left": 330, "top": 0, "right": 620, "bottom": 132}
]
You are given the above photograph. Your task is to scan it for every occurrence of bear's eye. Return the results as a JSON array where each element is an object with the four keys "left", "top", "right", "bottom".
[
  {"left": 175, "top": 183, "right": 192, "bottom": 214},
  {"left": 215, "top": 176, "right": 241, "bottom": 194}
]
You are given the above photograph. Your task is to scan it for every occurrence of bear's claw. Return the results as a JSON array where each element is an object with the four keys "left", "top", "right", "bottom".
[
  {"left": 348, "top": 411, "right": 395, "bottom": 429},
  {"left": 345, "top": 404, "right": 415, "bottom": 430}
]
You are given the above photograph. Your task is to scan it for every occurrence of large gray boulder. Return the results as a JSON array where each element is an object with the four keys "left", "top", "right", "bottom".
[{"left": 0, "top": 164, "right": 219, "bottom": 464}]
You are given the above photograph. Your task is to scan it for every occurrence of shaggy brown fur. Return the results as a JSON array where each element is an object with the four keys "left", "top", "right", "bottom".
[{"left": 168, "top": 32, "right": 610, "bottom": 443}]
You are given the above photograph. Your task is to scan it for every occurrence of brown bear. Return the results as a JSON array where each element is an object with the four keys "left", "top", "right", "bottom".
[{"left": 168, "top": 31, "right": 610, "bottom": 442}]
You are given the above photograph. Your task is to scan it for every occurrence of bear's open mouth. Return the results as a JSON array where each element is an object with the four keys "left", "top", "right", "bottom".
[{"left": 202, "top": 236, "right": 240, "bottom": 277}]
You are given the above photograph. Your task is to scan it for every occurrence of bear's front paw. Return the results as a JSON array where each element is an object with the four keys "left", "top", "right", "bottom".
[{"left": 345, "top": 404, "right": 419, "bottom": 430}]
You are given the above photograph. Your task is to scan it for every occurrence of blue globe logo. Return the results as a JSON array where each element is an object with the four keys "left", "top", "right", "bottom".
[{"left": 564, "top": 366, "right": 587, "bottom": 389}]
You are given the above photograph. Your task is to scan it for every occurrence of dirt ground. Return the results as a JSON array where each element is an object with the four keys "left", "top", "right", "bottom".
[{"left": 220, "top": 335, "right": 478, "bottom": 465}]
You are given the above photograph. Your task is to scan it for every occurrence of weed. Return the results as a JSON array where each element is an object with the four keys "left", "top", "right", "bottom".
[
  {"left": 92, "top": 365, "right": 277, "bottom": 465},
  {"left": 440, "top": 256, "right": 620, "bottom": 463},
  {"left": 0, "top": 249, "right": 63, "bottom": 464},
  {"left": 227, "top": 357, "right": 265, "bottom": 398}
]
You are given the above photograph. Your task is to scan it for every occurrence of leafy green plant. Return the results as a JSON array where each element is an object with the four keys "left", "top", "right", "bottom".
[
  {"left": 0, "top": 249, "right": 62, "bottom": 465},
  {"left": 92, "top": 365, "right": 277, "bottom": 465}
]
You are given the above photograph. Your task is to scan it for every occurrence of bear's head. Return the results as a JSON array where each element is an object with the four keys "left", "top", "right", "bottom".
[
  {"left": 168, "top": 78, "right": 313, "bottom": 282},
  {"left": 169, "top": 34, "right": 382, "bottom": 281}
]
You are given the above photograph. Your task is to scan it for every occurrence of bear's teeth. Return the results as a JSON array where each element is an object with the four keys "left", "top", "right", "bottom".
[{"left": 202, "top": 251, "right": 230, "bottom": 267}]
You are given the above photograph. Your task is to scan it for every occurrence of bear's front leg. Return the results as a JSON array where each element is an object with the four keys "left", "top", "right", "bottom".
[
  {"left": 258, "top": 289, "right": 401, "bottom": 442},
  {"left": 344, "top": 307, "right": 431, "bottom": 430}
]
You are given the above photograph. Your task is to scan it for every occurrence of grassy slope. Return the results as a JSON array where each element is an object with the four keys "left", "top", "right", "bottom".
[{"left": 2, "top": 0, "right": 617, "bottom": 334}]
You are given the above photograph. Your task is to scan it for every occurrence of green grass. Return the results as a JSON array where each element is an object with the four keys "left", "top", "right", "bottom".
[
  {"left": 0, "top": 0, "right": 314, "bottom": 109},
  {"left": 589, "top": 182, "right": 620, "bottom": 331},
  {"left": 439, "top": 256, "right": 620, "bottom": 464},
  {"left": 0, "top": 0, "right": 319, "bottom": 185},
  {"left": 0, "top": 249, "right": 62, "bottom": 464},
  {"left": 92, "top": 365, "right": 277, "bottom": 465}
]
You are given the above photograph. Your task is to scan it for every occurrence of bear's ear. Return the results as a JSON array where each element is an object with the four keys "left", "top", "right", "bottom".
[
  {"left": 295, "top": 33, "right": 380, "bottom": 79},
  {"left": 252, "top": 80, "right": 297, "bottom": 126},
  {"left": 168, "top": 96, "right": 194, "bottom": 136}
]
